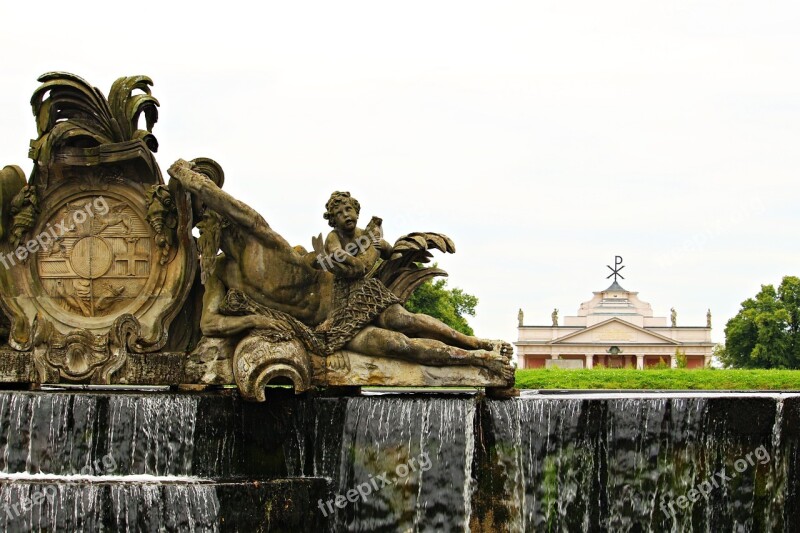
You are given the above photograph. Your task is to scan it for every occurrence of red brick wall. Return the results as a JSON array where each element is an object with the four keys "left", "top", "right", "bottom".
[{"left": 525, "top": 356, "right": 547, "bottom": 369}]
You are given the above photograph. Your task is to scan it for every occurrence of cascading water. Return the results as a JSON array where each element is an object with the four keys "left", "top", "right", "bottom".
[
  {"left": 0, "top": 392, "right": 208, "bottom": 476},
  {"left": 484, "top": 398, "right": 592, "bottom": 531},
  {"left": 109, "top": 482, "right": 220, "bottom": 531},
  {"left": 2, "top": 389, "right": 798, "bottom": 531},
  {"left": 0, "top": 482, "right": 105, "bottom": 531},
  {"left": 0, "top": 392, "right": 101, "bottom": 475},
  {"left": 106, "top": 395, "right": 199, "bottom": 476},
  {"left": 482, "top": 393, "right": 796, "bottom": 532},
  {"left": 765, "top": 398, "right": 787, "bottom": 529},
  {"left": 0, "top": 390, "right": 329, "bottom": 531},
  {"left": 0, "top": 481, "right": 221, "bottom": 531},
  {"left": 331, "top": 396, "right": 476, "bottom": 532},
  {"left": 0, "top": 392, "right": 221, "bottom": 532}
]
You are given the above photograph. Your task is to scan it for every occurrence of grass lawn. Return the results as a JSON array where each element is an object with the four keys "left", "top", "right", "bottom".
[{"left": 514, "top": 368, "right": 800, "bottom": 390}]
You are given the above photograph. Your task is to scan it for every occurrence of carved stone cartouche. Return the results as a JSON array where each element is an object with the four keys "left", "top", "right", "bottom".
[{"left": 0, "top": 72, "right": 196, "bottom": 383}]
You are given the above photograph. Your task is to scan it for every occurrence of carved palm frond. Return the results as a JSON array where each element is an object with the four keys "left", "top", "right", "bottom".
[
  {"left": 373, "top": 232, "right": 456, "bottom": 302},
  {"left": 31, "top": 72, "right": 120, "bottom": 140},
  {"left": 29, "top": 72, "right": 160, "bottom": 162},
  {"left": 109, "top": 75, "right": 159, "bottom": 151}
]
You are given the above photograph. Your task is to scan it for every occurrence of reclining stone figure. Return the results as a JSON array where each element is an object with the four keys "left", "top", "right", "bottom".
[{"left": 168, "top": 159, "right": 513, "bottom": 393}]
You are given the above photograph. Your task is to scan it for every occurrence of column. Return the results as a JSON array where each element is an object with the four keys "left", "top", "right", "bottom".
[
  {"left": 704, "top": 355, "right": 712, "bottom": 368},
  {"left": 636, "top": 354, "right": 644, "bottom": 370},
  {"left": 585, "top": 354, "right": 594, "bottom": 369},
  {"left": 670, "top": 354, "right": 677, "bottom": 368}
]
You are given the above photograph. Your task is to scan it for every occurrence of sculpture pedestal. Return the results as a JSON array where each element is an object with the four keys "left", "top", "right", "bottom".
[
  {"left": 311, "top": 350, "right": 509, "bottom": 388},
  {"left": 184, "top": 335, "right": 515, "bottom": 399}
]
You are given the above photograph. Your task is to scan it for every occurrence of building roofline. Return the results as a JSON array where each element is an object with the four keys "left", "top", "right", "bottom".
[
  {"left": 514, "top": 341, "right": 716, "bottom": 347},
  {"left": 518, "top": 325, "right": 585, "bottom": 329},
  {"left": 549, "top": 317, "right": 681, "bottom": 345},
  {"left": 648, "top": 327, "right": 712, "bottom": 330}
]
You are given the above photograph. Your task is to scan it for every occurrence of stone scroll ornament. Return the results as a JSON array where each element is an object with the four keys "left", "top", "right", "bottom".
[{"left": 0, "top": 73, "right": 196, "bottom": 383}]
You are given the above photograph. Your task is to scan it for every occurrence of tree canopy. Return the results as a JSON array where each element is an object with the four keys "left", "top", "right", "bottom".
[
  {"left": 404, "top": 277, "right": 478, "bottom": 336},
  {"left": 720, "top": 276, "right": 800, "bottom": 369}
]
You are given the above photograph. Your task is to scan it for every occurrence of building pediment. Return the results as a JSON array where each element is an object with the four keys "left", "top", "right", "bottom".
[{"left": 550, "top": 318, "right": 679, "bottom": 345}]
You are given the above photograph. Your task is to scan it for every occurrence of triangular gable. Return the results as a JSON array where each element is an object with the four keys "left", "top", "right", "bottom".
[{"left": 550, "top": 317, "right": 680, "bottom": 345}]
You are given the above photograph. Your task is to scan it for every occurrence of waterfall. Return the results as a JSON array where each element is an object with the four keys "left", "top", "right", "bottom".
[
  {"left": 484, "top": 394, "right": 795, "bottom": 532},
  {"left": 0, "top": 392, "right": 222, "bottom": 532},
  {"left": 106, "top": 395, "right": 199, "bottom": 476},
  {"left": 765, "top": 398, "right": 788, "bottom": 530},
  {"left": 0, "top": 392, "right": 100, "bottom": 475},
  {"left": 486, "top": 398, "right": 590, "bottom": 532},
  {"left": 0, "top": 482, "right": 104, "bottom": 531},
  {"left": 0, "top": 392, "right": 201, "bottom": 477},
  {"left": 2, "top": 389, "right": 797, "bottom": 531},
  {"left": 0, "top": 481, "right": 220, "bottom": 531},
  {"left": 109, "top": 483, "right": 220, "bottom": 531},
  {"left": 333, "top": 396, "right": 476, "bottom": 532}
]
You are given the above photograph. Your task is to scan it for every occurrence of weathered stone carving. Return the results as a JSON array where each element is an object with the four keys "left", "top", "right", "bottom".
[
  {"left": 146, "top": 184, "right": 178, "bottom": 265},
  {"left": 0, "top": 73, "right": 196, "bottom": 383},
  {"left": 0, "top": 166, "right": 27, "bottom": 242},
  {"left": 0, "top": 72, "right": 516, "bottom": 397},
  {"left": 9, "top": 185, "right": 39, "bottom": 249},
  {"left": 170, "top": 161, "right": 514, "bottom": 398}
]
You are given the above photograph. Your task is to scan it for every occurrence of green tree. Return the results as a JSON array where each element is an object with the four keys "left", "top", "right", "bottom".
[
  {"left": 405, "top": 277, "right": 478, "bottom": 335},
  {"left": 675, "top": 349, "right": 688, "bottom": 369},
  {"left": 721, "top": 276, "right": 800, "bottom": 368}
]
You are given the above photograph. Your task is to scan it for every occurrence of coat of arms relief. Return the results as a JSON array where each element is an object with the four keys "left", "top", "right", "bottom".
[{"left": 0, "top": 73, "right": 195, "bottom": 383}]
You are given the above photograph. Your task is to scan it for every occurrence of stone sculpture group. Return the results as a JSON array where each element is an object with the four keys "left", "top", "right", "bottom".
[{"left": 0, "top": 73, "right": 515, "bottom": 400}]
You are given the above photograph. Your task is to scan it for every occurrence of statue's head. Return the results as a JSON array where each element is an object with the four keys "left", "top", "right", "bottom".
[{"left": 323, "top": 191, "right": 361, "bottom": 230}]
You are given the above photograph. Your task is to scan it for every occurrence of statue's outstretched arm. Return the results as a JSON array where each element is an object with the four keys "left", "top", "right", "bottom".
[{"left": 168, "top": 159, "right": 291, "bottom": 250}]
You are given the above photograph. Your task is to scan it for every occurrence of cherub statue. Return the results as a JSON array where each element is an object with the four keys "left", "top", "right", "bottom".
[
  {"left": 313, "top": 191, "right": 399, "bottom": 352},
  {"left": 167, "top": 160, "right": 513, "bottom": 380},
  {"left": 316, "top": 191, "right": 391, "bottom": 279}
]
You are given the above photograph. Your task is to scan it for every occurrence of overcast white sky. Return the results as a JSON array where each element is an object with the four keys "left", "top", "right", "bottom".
[{"left": 2, "top": 1, "right": 799, "bottom": 345}]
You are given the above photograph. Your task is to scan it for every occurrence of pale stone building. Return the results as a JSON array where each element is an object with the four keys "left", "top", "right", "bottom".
[{"left": 516, "top": 280, "right": 714, "bottom": 369}]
